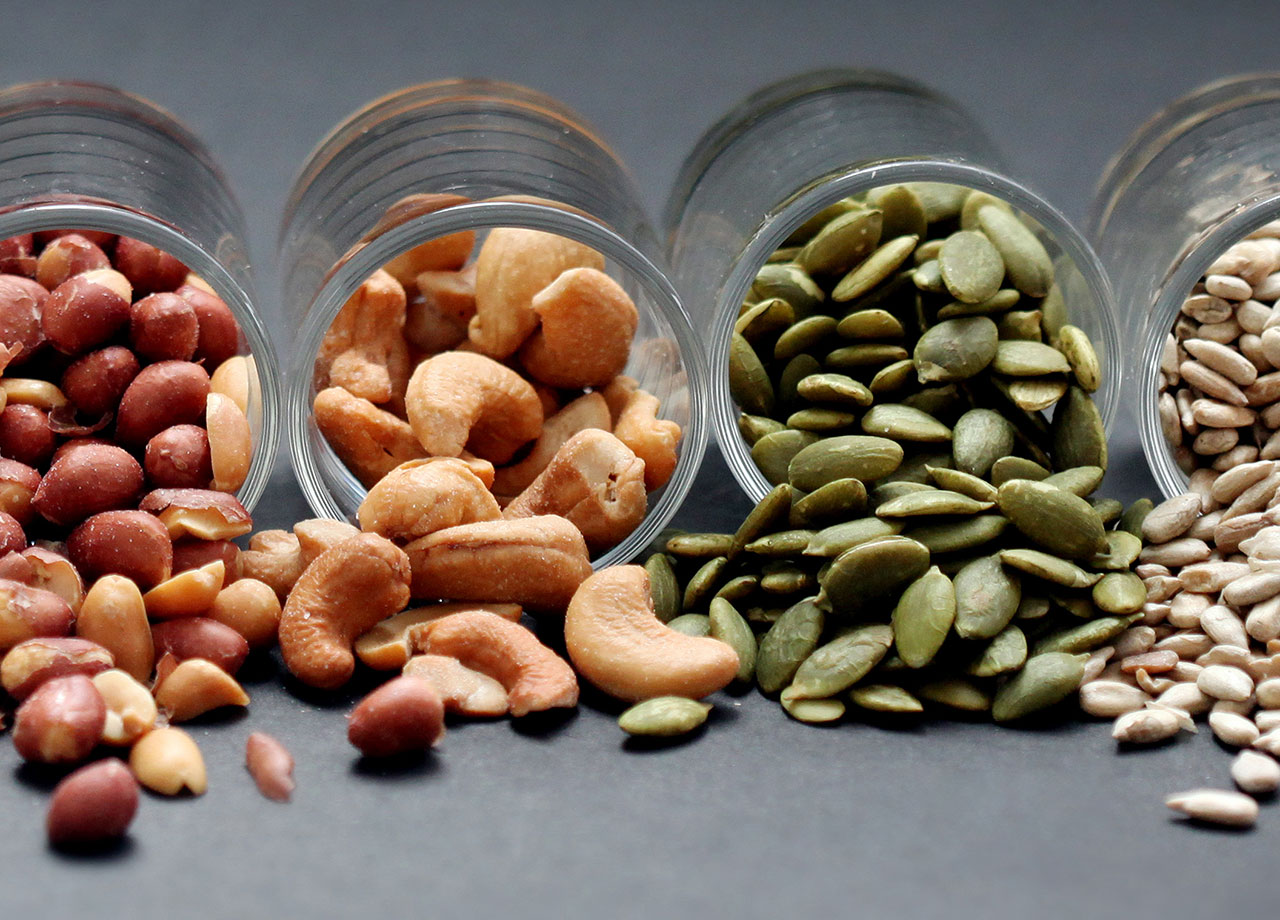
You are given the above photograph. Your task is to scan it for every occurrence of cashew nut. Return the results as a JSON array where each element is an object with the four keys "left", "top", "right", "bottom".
[
  {"left": 357, "top": 458, "right": 500, "bottom": 543},
  {"left": 469, "top": 228, "right": 604, "bottom": 358},
  {"left": 294, "top": 518, "right": 361, "bottom": 567},
  {"left": 402, "top": 653, "right": 509, "bottom": 717},
  {"left": 240, "top": 529, "right": 303, "bottom": 601},
  {"left": 405, "top": 515, "right": 591, "bottom": 611},
  {"left": 278, "top": 533, "right": 412, "bottom": 689},
  {"left": 404, "top": 264, "right": 477, "bottom": 355},
  {"left": 564, "top": 565, "right": 739, "bottom": 702},
  {"left": 613, "top": 388, "right": 682, "bottom": 491},
  {"left": 404, "top": 351, "right": 543, "bottom": 463},
  {"left": 314, "top": 386, "right": 426, "bottom": 488},
  {"left": 491, "top": 392, "right": 611, "bottom": 501},
  {"left": 601, "top": 375, "right": 638, "bottom": 425},
  {"left": 503, "top": 430, "right": 647, "bottom": 554},
  {"left": 381, "top": 230, "right": 473, "bottom": 289},
  {"left": 315, "top": 270, "right": 411, "bottom": 409},
  {"left": 355, "top": 601, "right": 523, "bottom": 670},
  {"left": 417, "top": 610, "right": 578, "bottom": 716},
  {"left": 519, "top": 267, "right": 638, "bottom": 388}
]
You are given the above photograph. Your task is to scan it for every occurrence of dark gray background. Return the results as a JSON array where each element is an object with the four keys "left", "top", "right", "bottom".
[{"left": 0, "top": 1, "right": 1272, "bottom": 918}]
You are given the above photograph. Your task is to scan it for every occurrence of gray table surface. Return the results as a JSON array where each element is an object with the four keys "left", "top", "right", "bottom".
[{"left": 1, "top": 1, "right": 1273, "bottom": 918}]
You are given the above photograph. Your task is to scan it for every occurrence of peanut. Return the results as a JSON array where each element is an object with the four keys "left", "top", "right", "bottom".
[
  {"left": 33, "top": 442, "right": 144, "bottom": 527},
  {"left": 113, "top": 237, "right": 187, "bottom": 295},
  {"left": 347, "top": 675, "right": 445, "bottom": 757},
  {"left": 0, "top": 274, "right": 48, "bottom": 363},
  {"left": 208, "top": 578, "right": 280, "bottom": 648},
  {"left": 0, "top": 510, "right": 24, "bottom": 554},
  {"left": 519, "top": 267, "right": 638, "bottom": 388},
  {"left": 206, "top": 392, "right": 252, "bottom": 492},
  {"left": 145, "top": 425, "right": 213, "bottom": 489},
  {"left": 68, "top": 511, "right": 173, "bottom": 589},
  {"left": 153, "top": 658, "right": 249, "bottom": 722},
  {"left": 0, "top": 234, "right": 37, "bottom": 276},
  {"left": 1, "top": 377, "right": 67, "bottom": 410},
  {"left": 20, "top": 546, "right": 85, "bottom": 613},
  {"left": 139, "top": 488, "right": 252, "bottom": 540},
  {"left": 0, "top": 457, "right": 40, "bottom": 524},
  {"left": 0, "top": 579, "right": 75, "bottom": 651},
  {"left": 35, "top": 233, "right": 110, "bottom": 292},
  {"left": 129, "top": 292, "right": 198, "bottom": 361},
  {"left": 114, "top": 360, "right": 210, "bottom": 446},
  {"left": 12, "top": 674, "right": 106, "bottom": 763},
  {"left": 357, "top": 458, "right": 501, "bottom": 543},
  {"left": 1, "top": 637, "right": 113, "bottom": 700},
  {"left": 151, "top": 616, "right": 248, "bottom": 675},
  {"left": 59, "top": 346, "right": 140, "bottom": 417},
  {"left": 172, "top": 538, "right": 241, "bottom": 581},
  {"left": 76, "top": 575, "right": 155, "bottom": 682},
  {"left": 143, "top": 560, "right": 225, "bottom": 620},
  {"left": 245, "top": 732, "right": 294, "bottom": 802},
  {"left": 129, "top": 726, "right": 207, "bottom": 795},
  {"left": 92, "top": 669, "right": 157, "bottom": 745},
  {"left": 175, "top": 283, "right": 241, "bottom": 367},
  {"left": 0, "top": 404, "right": 54, "bottom": 467},
  {"left": 46, "top": 759, "right": 139, "bottom": 847},
  {"left": 41, "top": 268, "right": 131, "bottom": 355},
  {"left": 209, "top": 354, "right": 251, "bottom": 415}
]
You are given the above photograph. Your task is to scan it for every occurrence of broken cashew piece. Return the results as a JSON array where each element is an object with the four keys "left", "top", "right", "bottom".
[
  {"left": 469, "top": 227, "right": 604, "bottom": 358},
  {"left": 240, "top": 530, "right": 303, "bottom": 601},
  {"left": 357, "top": 458, "right": 500, "bottom": 543},
  {"left": 503, "top": 429, "right": 647, "bottom": 554},
  {"left": 418, "top": 610, "right": 578, "bottom": 717},
  {"left": 491, "top": 392, "right": 611, "bottom": 500},
  {"left": 405, "top": 515, "right": 592, "bottom": 611},
  {"left": 403, "top": 653, "right": 509, "bottom": 717},
  {"left": 565, "top": 565, "right": 739, "bottom": 702},
  {"left": 314, "top": 386, "right": 426, "bottom": 488},
  {"left": 613, "top": 389, "right": 681, "bottom": 491},
  {"left": 354, "top": 601, "right": 523, "bottom": 670},
  {"left": 404, "top": 351, "right": 543, "bottom": 463},
  {"left": 279, "top": 533, "right": 412, "bottom": 689},
  {"left": 315, "top": 269, "right": 411, "bottom": 407},
  {"left": 519, "top": 267, "right": 638, "bottom": 388}
]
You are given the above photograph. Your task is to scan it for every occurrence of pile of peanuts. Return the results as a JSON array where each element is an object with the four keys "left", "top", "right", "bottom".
[{"left": 1159, "top": 221, "right": 1280, "bottom": 481}]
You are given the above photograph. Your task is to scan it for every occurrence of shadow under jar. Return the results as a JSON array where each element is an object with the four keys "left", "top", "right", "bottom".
[
  {"left": 279, "top": 79, "right": 707, "bottom": 568},
  {"left": 664, "top": 69, "right": 1120, "bottom": 503},
  {"left": 1091, "top": 73, "right": 1280, "bottom": 500},
  {"left": 0, "top": 82, "right": 278, "bottom": 523}
]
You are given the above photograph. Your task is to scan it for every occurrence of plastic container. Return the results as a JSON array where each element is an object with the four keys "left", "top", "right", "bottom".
[
  {"left": 0, "top": 80, "right": 278, "bottom": 511},
  {"left": 1091, "top": 73, "right": 1280, "bottom": 499},
  {"left": 279, "top": 79, "right": 707, "bottom": 567},
  {"left": 664, "top": 68, "right": 1120, "bottom": 502}
]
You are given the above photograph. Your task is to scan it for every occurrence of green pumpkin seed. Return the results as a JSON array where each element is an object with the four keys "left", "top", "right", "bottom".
[
  {"left": 682, "top": 556, "right": 728, "bottom": 610},
  {"left": 998, "top": 548, "right": 1101, "bottom": 588},
  {"left": 909, "top": 514, "right": 1009, "bottom": 554},
  {"left": 1032, "top": 615, "right": 1139, "bottom": 655},
  {"left": 876, "top": 490, "right": 994, "bottom": 519},
  {"left": 952, "top": 408, "right": 1017, "bottom": 477},
  {"left": 825, "top": 343, "right": 910, "bottom": 369},
  {"left": 1118, "top": 497, "right": 1154, "bottom": 538},
  {"left": 787, "top": 408, "right": 857, "bottom": 431},
  {"left": 881, "top": 451, "right": 953, "bottom": 486},
  {"left": 953, "top": 554, "right": 1021, "bottom": 639},
  {"left": 918, "top": 679, "right": 991, "bottom": 712},
  {"left": 767, "top": 246, "right": 803, "bottom": 263},
  {"left": 968, "top": 624, "right": 1028, "bottom": 677},
  {"left": 926, "top": 466, "right": 999, "bottom": 502},
  {"left": 798, "top": 207, "right": 884, "bottom": 275},
  {"left": 729, "top": 333, "right": 775, "bottom": 415},
  {"left": 803, "top": 518, "right": 902, "bottom": 557},
  {"left": 788, "top": 624, "right": 893, "bottom": 699},
  {"left": 778, "top": 353, "right": 822, "bottom": 410},
  {"left": 774, "top": 315, "right": 838, "bottom": 362},
  {"left": 935, "top": 288, "right": 1021, "bottom": 319},
  {"left": 912, "top": 259, "right": 946, "bottom": 293},
  {"left": 1091, "top": 530, "right": 1143, "bottom": 571},
  {"left": 1004, "top": 378, "right": 1068, "bottom": 412},
  {"left": 788, "top": 435, "right": 904, "bottom": 490},
  {"left": 997, "top": 478, "right": 1107, "bottom": 561},
  {"left": 1049, "top": 593, "right": 1097, "bottom": 620},
  {"left": 836, "top": 308, "right": 905, "bottom": 340},
  {"left": 752, "top": 263, "right": 824, "bottom": 315},
  {"left": 745, "top": 606, "right": 785, "bottom": 627},
  {"left": 665, "top": 532, "right": 733, "bottom": 558},
  {"left": 870, "top": 481, "right": 934, "bottom": 506},
  {"left": 1042, "top": 465, "right": 1105, "bottom": 497},
  {"left": 779, "top": 687, "right": 846, "bottom": 724},
  {"left": 760, "top": 564, "right": 814, "bottom": 595},
  {"left": 990, "top": 340, "right": 1071, "bottom": 376},
  {"left": 745, "top": 529, "right": 816, "bottom": 556},
  {"left": 731, "top": 483, "right": 794, "bottom": 557},
  {"left": 756, "top": 597, "right": 826, "bottom": 694},
  {"left": 1091, "top": 498, "right": 1123, "bottom": 526},
  {"left": 832, "top": 234, "right": 919, "bottom": 302},
  {"left": 789, "top": 478, "right": 868, "bottom": 527},
  {"left": 1092, "top": 571, "right": 1147, "bottom": 614},
  {"left": 990, "top": 455, "right": 1050, "bottom": 485},
  {"left": 869, "top": 184, "right": 927, "bottom": 239},
  {"left": 991, "top": 652, "right": 1087, "bottom": 722},
  {"left": 995, "top": 309, "right": 1044, "bottom": 342},
  {"left": 903, "top": 182, "right": 967, "bottom": 222},
  {"left": 644, "top": 553, "right": 681, "bottom": 623},
  {"left": 891, "top": 566, "right": 956, "bottom": 668},
  {"left": 752, "top": 429, "right": 821, "bottom": 485},
  {"left": 819, "top": 536, "right": 931, "bottom": 615},
  {"left": 738, "top": 413, "right": 786, "bottom": 446},
  {"left": 667, "top": 613, "right": 711, "bottom": 637},
  {"left": 939, "top": 230, "right": 1005, "bottom": 304},
  {"left": 1051, "top": 386, "right": 1107, "bottom": 472},
  {"left": 841, "top": 271, "right": 916, "bottom": 315},
  {"left": 1040, "top": 282, "right": 1068, "bottom": 340},
  {"left": 735, "top": 297, "right": 795, "bottom": 340},
  {"left": 869, "top": 359, "right": 916, "bottom": 394},
  {"left": 914, "top": 238, "right": 945, "bottom": 264},
  {"left": 914, "top": 316, "right": 999, "bottom": 383},
  {"left": 785, "top": 199, "right": 859, "bottom": 246},
  {"left": 714, "top": 574, "right": 758, "bottom": 602},
  {"left": 709, "top": 597, "right": 757, "bottom": 683},
  {"left": 959, "top": 190, "right": 1012, "bottom": 231},
  {"left": 901, "top": 385, "right": 963, "bottom": 417},
  {"left": 848, "top": 683, "right": 924, "bottom": 713},
  {"left": 861, "top": 404, "right": 953, "bottom": 443},
  {"left": 796, "top": 373, "right": 874, "bottom": 407},
  {"left": 976, "top": 204, "right": 1053, "bottom": 298},
  {"left": 1015, "top": 595, "right": 1051, "bottom": 620},
  {"left": 618, "top": 696, "right": 712, "bottom": 737}
]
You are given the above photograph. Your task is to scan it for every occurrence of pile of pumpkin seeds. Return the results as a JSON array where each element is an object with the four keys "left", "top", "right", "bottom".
[{"left": 638, "top": 181, "right": 1157, "bottom": 727}]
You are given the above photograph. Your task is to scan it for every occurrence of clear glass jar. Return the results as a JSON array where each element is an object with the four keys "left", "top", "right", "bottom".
[
  {"left": 665, "top": 68, "right": 1120, "bottom": 502},
  {"left": 1090, "top": 73, "right": 1280, "bottom": 498},
  {"left": 0, "top": 80, "right": 278, "bottom": 510},
  {"left": 279, "top": 79, "right": 707, "bottom": 567}
]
